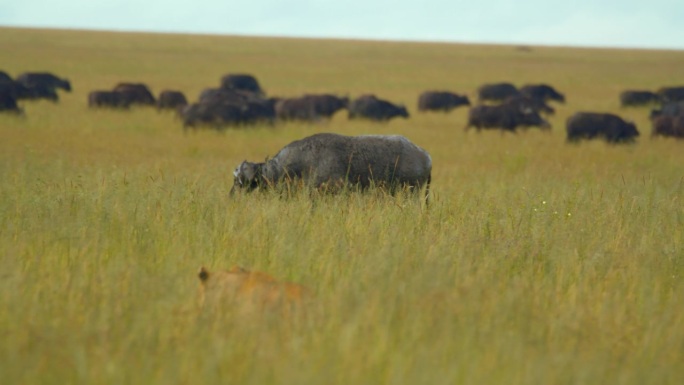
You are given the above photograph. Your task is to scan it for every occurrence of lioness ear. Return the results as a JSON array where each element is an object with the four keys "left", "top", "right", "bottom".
[{"left": 198, "top": 266, "right": 210, "bottom": 282}]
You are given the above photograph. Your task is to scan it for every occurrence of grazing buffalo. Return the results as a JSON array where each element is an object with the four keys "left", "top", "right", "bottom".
[
  {"left": 566, "top": 112, "right": 639, "bottom": 143},
  {"left": 0, "top": 91, "right": 22, "bottom": 113},
  {"left": 465, "top": 103, "right": 550, "bottom": 132},
  {"left": 113, "top": 83, "right": 156, "bottom": 106},
  {"left": 417, "top": 91, "right": 471, "bottom": 112},
  {"left": 275, "top": 94, "right": 348, "bottom": 122},
  {"left": 23, "top": 84, "right": 59, "bottom": 102},
  {"left": 657, "top": 86, "right": 684, "bottom": 103},
  {"left": 231, "top": 133, "right": 432, "bottom": 201},
  {"left": 157, "top": 90, "right": 188, "bottom": 110},
  {"left": 620, "top": 90, "right": 660, "bottom": 107},
  {"left": 16, "top": 72, "right": 71, "bottom": 92},
  {"left": 88, "top": 90, "right": 130, "bottom": 108},
  {"left": 348, "top": 94, "right": 409, "bottom": 121},
  {"left": 0, "top": 81, "right": 31, "bottom": 99},
  {"left": 651, "top": 115, "right": 684, "bottom": 139},
  {"left": 220, "top": 74, "right": 263, "bottom": 95},
  {"left": 0, "top": 71, "right": 12, "bottom": 83},
  {"left": 519, "top": 84, "right": 565, "bottom": 103},
  {"left": 180, "top": 102, "right": 249, "bottom": 129},
  {"left": 477, "top": 82, "right": 520, "bottom": 102},
  {"left": 504, "top": 95, "right": 555, "bottom": 115},
  {"left": 650, "top": 101, "right": 684, "bottom": 119}
]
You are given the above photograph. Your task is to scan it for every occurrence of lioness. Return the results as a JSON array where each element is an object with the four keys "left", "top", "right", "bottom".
[{"left": 198, "top": 265, "right": 310, "bottom": 310}]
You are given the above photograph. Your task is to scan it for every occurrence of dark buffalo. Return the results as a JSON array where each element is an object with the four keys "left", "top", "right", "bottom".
[
  {"left": 0, "top": 71, "right": 12, "bottom": 83},
  {"left": 348, "top": 94, "right": 409, "bottom": 121},
  {"left": 651, "top": 115, "right": 684, "bottom": 139},
  {"left": 113, "top": 83, "right": 156, "bottom": 106},
  {"left": 504, "top": 95, "right": 555, "bottom": 115},
  {"left": 88, "top": 90, "right": 130, "bottom": 109},
  {"left": 199, "top": 88, "right": 253, "bottom": 104},
  {"left": 566, "top": 112, "right": 639, "bottom": 143},
  {"left": 231, "top": 133, "right": 432, "bottom": 201},
  {"left": 418, "top": 91, "right": 470, "bottom": 112},
  {"left": 0, "top": 91, "right": 22, "bottom": 113},
  {"left": 657, "top": 86, "right": 684, "bottom": 103},
  {"left": 275, "top": 97, "right": 317, "bottom": 121},
  {"left": 157, "top": 90, "right": 188, "bottom": 110},
  {"left": 650, "top": 101, "right": 684, "bottom": 119},
  {"left": 0, "top": 81, "right": 31, "bottom": 99},
  {"left": 275, "top": 94, "right": 348, "bottom": 122},
  {"left": 180, "top": 102, "right": 249, "bottom": 129},
  {"left": 519, "top": 84, "right": 565, "bottom": 103},
  {"left": 16, "top": 72, "right": 71, "bottom": 92},
  {"left": 24, "top": 84, "right": 59, "bottom": 102},
  {"left": 220, "top": 74, "right": 263, "bottom": 95},
  {"left": 477, "top": 83, "right": 520, "bottom": 102},
  {"left": 465, "top": 103, "right": 550, "bottom": 132},
  {"left": 620, "top": 90, "right": 660, "bottom": 107}
]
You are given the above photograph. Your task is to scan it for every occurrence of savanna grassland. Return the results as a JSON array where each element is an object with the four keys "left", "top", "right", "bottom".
[{"left": 1, "top": 27, "right": 683, "bottom": 385}]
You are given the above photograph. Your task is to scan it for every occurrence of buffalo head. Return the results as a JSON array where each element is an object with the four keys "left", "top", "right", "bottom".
[{"left": 230, "top": 161, "right": 263, "bottom": 194}]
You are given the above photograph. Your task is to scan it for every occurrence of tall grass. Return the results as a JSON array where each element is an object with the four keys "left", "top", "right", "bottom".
[{"left": 0, "top": 27, "right": 683, "bottom": 385}]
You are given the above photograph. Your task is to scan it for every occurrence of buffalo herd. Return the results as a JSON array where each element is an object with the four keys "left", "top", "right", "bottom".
[{"left": 2, "top": 68, "right": 684, "bottom": 141}]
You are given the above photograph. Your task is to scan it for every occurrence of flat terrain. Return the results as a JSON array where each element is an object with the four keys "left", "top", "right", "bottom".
[{"left": 1, "top": 27, "right": 683, "bottom": 385}]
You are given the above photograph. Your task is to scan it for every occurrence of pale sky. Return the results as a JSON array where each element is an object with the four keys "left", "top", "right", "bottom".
[{"left": 1, "top": 1, "right": 684, "bottom": 50}]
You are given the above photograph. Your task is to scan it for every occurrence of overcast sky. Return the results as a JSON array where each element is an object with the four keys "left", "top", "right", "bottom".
[{"left": 2, "top": 1, "right": 684, "bottom": 50}]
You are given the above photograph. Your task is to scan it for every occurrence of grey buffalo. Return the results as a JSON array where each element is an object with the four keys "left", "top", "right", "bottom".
[
  {"left": 275, "top": 94, "right": 348, "bottom": 122},
  {"left": 417, "top": 91, "right": 470, "bottom": 112},
  {"left": 231, "top": 133, "right": 432, "bottom": 201},
  {"left": 566, "top": 112, "right": 639, "bottom": 143}
]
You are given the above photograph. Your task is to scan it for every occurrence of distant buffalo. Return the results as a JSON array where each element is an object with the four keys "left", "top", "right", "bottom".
[
  {"left": 16, "top": 72, "right": 71, "bottom": 92},
  {"left": 519, "top": 84, "right": 565, "bottom": 103},
  {"left": 0, "top": 71, "right": 12, "bottom": 83},
  {"left": 275, "top": 94, "right": 348, "bottom": 122},
  {"left": 651, "top": 115, "right": 684, "bottom": 139},
  {"left": 348, "top": 94, "right": 408, "bottom": 121},
  {"left": 231, "top": 133, "right": 432, "bottom": 202},
  {"left": 180, "top": 102, "right": 249, "bottom": 129},
  {"left": 220, "top": 74, "right": 264, "bottom": 95},
  {"left": 566, "top": 112, "right": 639, "bottom": 143},
  {"left": 504, "top": 95, "right": 555, "bottom": 115},
  {"left": 465, "top": 103, "right": 550, "bottom": 132},
  {"left": 88, "top": 90, "right": 130, "bottom": 109},
  {"left": 620, "top": 90, "right": 660, "bottom": 107},
  {"left": 417, "top": 91, "right": 470, "bottom": 112},
  {"left": 657, "top": 86, "right": 684, "bottom": 103},
  {"left": 0, "top": 91, "right": 22, "bottom": 113},
  {"left": 650, "top": 101, "right": 684, "bottom": 119},
  {"left": 477, "top": 82, "right": 520, "bottom": 102},
  {"left": 157, "top": 90, "right": 188, "bottom": 110},
  {"left": 113, "top": 83, "right": 156, "bottom": 106}
]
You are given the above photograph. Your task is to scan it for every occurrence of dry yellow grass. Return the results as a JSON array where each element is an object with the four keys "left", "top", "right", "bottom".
[{"left": 0, "top": 26, "right": 683, "bottom": 385}]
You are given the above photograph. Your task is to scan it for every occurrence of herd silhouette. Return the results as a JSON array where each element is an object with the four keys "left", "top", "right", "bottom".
[{"left": 1, "top": 69, "right": 684, "bottom": 141}]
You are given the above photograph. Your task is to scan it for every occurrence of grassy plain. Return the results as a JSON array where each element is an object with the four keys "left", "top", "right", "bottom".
[{"left": 0, "top": 27, "right": 683, "bottom": 385}]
